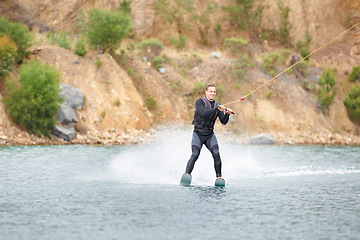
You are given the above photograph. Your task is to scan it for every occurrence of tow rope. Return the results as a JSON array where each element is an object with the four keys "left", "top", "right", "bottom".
[{"left": 221, "top": 21, "right": 360, "bottom": 113}]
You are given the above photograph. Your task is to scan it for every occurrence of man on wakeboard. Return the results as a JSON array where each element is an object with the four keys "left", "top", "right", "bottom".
[{"left": 183, "top": 84, "right": 233, "bottom": 181}]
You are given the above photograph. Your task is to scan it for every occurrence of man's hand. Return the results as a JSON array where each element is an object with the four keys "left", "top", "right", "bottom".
[
  {"left": 219, "top": 105, "right": 234, "bottom": 114},
  {"left": 218, "top": 105, "right": 227, "bottom": 112},
  {"left": 225, "top": 108, "right": 233, "bottom": 114}
]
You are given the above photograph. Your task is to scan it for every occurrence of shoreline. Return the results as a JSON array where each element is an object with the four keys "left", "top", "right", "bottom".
[{"left": 1, "top": 128, "right": 360, "bottom": 146}]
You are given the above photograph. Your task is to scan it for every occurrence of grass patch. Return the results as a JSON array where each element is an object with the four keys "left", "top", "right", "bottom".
[
  {"left": 261, "top": 49, "right": 291, "bottom": 76},
  {"left": 230, "top": 54, "right": 254, "bottom": 81},
  {"left": 170, "top": 34, "right": 187, "bottom": 49},
  {"left": 114, "top": 98, "right": 121, "bottom": 107},
  {"left": 46, "top": 32, "right": 72, "bottom": 49},
  {"left": 145, "top": 95, "right": 156, "bottom": 110}
]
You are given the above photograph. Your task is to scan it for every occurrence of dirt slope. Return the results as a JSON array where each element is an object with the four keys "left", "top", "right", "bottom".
[{"left": 1, "top": 0, "right": 360, "bottom": 145}]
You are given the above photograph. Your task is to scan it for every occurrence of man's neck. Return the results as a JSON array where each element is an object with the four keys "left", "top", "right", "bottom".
[{"left": 206, "top": 97, "right": 214, "bottom": 102}]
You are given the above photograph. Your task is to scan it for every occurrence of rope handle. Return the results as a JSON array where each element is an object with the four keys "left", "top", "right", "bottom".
[{"left": 218, "top": 105, "right": 235, "bottom": 114}]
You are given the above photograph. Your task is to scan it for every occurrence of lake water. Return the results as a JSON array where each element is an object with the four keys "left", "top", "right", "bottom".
[{"left": 1, "top": 128, "right": 360, "bottom": 240}]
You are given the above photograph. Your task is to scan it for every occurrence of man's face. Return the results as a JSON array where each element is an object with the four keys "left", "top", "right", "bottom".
[{"left": 205, "top": 86, "right": 216, "bottom": 101}]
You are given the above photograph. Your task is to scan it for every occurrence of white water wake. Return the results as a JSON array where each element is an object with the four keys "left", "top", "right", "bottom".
[{"left": 108, "top": 125, "right": 360, "bottom": 185}]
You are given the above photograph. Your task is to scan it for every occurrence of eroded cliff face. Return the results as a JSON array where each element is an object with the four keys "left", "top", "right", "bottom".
[
  {"left": 8, "top": 0, "right": 357, "bottom": 47},
  {"left": 1, "top": 0, "right": 360, "bottom": 144}
]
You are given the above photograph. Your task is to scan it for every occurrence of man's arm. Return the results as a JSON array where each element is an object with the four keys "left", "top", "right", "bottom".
[
  {"left": 218, "top": 110, "right": 229, "bottom": 125},
  {"left": 195, "top": 99, "right": 218, "bottom": 117}
]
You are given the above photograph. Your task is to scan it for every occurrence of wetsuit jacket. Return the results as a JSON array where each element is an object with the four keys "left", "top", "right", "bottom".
[{"left": 192, "top": 97, "right": 229, "bottom": 135}]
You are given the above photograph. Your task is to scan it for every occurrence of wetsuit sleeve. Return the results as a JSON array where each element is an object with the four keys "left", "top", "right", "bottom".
[
  {"left": 218, "top": 109, "right": 229, "bottom": 125},
  {"left": 195, "top": 98, "right": 218, "bottom": 117}
]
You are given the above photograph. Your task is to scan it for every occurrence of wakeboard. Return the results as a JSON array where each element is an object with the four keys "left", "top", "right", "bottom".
[
  {"left": 215, "top": 177, "right": 225, "bottom": 187},
  {"left": 180, "top": 173, "right": 192, "bottom": 186}
]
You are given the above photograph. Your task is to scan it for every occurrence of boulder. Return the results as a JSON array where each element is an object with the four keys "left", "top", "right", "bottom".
[
  {"left": 59, "top": 83, "right": 83, "bottom": 110},
  {"left": 250, "top": 133, "right": 275, "bottom": 145},
  {"left": 211, "top": 52, "right": 222, "bottom": 59},
  {"left": 52, "top": 125, "right": 75, "bottom": 142},
  {"left": 56, "top": 102, "right": 78, "bottom": 125},
  {"left": 57, "top": 83, "right": 83, "bottom": 125}
]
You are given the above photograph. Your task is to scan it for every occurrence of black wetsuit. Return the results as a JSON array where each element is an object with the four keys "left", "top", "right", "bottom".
[{"left": 185, "top": 97, "right": 229, "bottom": 177}]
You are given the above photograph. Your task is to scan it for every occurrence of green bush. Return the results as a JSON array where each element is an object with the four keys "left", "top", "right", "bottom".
[
  {"left": 0, "top": 34, "right": 17, "bottom": 78},
  {"left": 266, "top": 90, "right": 273, "bottom": 99},
  {"left": 260, "top": 29, "right": 278, "bottom": 42},
  {"left": 214, "top": 22, "right": 222, "bottom": 36},
  {"left": 224, "top": 37, "right": 248, "bottom": 56},
  {"left": 138, "top": 39, "right": 164, "bottom": 60},
  {"left": 317, "top": 69, "right": 337, "bottom": 114},
  {"left": 170, "top": 34, "right": 187, "bottom": 49},
  {"left": 349, "top": 65, "right": 360, "bottom": 82},
  {"left": 295, "top": 60, "right": 308, "bottom": 77},
  {"left": 162, "top": 53, "right": 176, "bottom": 67},
  {"left": 261, "top": 49, "right": 291, "bottom": 76},
  {"left": 302, "top": 78, "right": 314, "bottom": 91},
  {"left": 278, "top": 0, "right": 292, "bottom": 46},
  {"left": 114, "top": 97, "right": 121, "bottom": 107},
  {"left": 318, "top": 69, "right": 336, "bottom": 92},
  {"left": 118, "top": 0, "right": 132, "bottom": 15},
  {"left": 296, "top": 31, "right": 312, "bottom": 61},
  {"left": 155, "top": 0, "right": 193, "bottom": 29},
  {"left": 215, "top": 85, "right": 224, "bottom": 102},
  {"left": 145, "top": 95, "right": 156, "bottom": 110},
  {"left": 153, "top": 56, "right": 164, "bottom": 69},
  {"left": 74, "top": 39, "right": 88, "bottom": 57},
  {"left": 222, "top": 0, "right": 264, "bottom": 34},
  {"left": 0, "top": 17, "right": 31, "bottom": 63},
  {"left": 155, "top": 0, "right": 176, "bottom": 24},
  {"left": 191, "top": 83, "right": 207, "bottom": 96},
  {"left": 231, "top": 54, "right": 254, "bottom": 80},
  {"left": 95, "top": 57, "right": 102, "bottom": 69},
  {"left": 224, "top": 37, "right": 248, "bottom": 49},
  {"left": 85, "top": 8, "right": 132, "bottom": 53},
  {"left": 299, "top": 48, "right": 310, "bottom": 61},
  {"left": 46, "top": 32, "right": 72, "bottom": 49},
  {"left": 3, "top": 60, "right": 63, "bottom": 136},
  {"left": 344, "top": 85, "right": 360, "bottom": 120}
]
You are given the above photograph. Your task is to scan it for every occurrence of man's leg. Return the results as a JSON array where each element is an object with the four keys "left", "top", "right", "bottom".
[
  {"left": 185, "top": 132, "right": 202, "bottom": 175},
  {"left": 205, "top": 134, "right": 222, "bottom": 178}
]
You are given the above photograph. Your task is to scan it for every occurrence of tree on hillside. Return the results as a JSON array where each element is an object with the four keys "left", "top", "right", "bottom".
[
  {"left": 344, "top": 85, "right": 360, "bottom": 120},
  {"left": 85, "top": 8, "right": 132, "bottom": 53},
  {"left": 0, "top": 34, "right": 17, "bottom": 79},
  {"left": 317, "top": 69, "right": 337, "bottom": 114},
  {"left": 3, "top": 60, "right": 63, "bottom": 137},
  {"left": 0, "top": 17, "right": 31, "bottom": 63},
  {"left": 348, "top": 65, "right": 360, "bottom": 83},
  {"left": 118, "top": 0, "right": 132, "bottom": 15}
]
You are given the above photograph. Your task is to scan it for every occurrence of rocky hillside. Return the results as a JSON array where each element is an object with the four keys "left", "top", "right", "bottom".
[{"left": 1, "top": 0, "right": 360, "bottom": 145}]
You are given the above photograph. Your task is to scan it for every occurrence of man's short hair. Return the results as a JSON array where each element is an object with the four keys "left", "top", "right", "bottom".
[{"left": 206, "top": 84, "right": 216, "bottom": 90}]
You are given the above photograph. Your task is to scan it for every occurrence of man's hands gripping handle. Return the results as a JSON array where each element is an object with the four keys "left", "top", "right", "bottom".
[{"left": 218, "top": 105, "right": 234, "bottom": 115}]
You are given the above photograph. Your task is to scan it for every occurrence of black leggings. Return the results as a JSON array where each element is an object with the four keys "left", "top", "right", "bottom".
[{"left": 185, "top": 132, "right": 222, "bottom": 177}]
